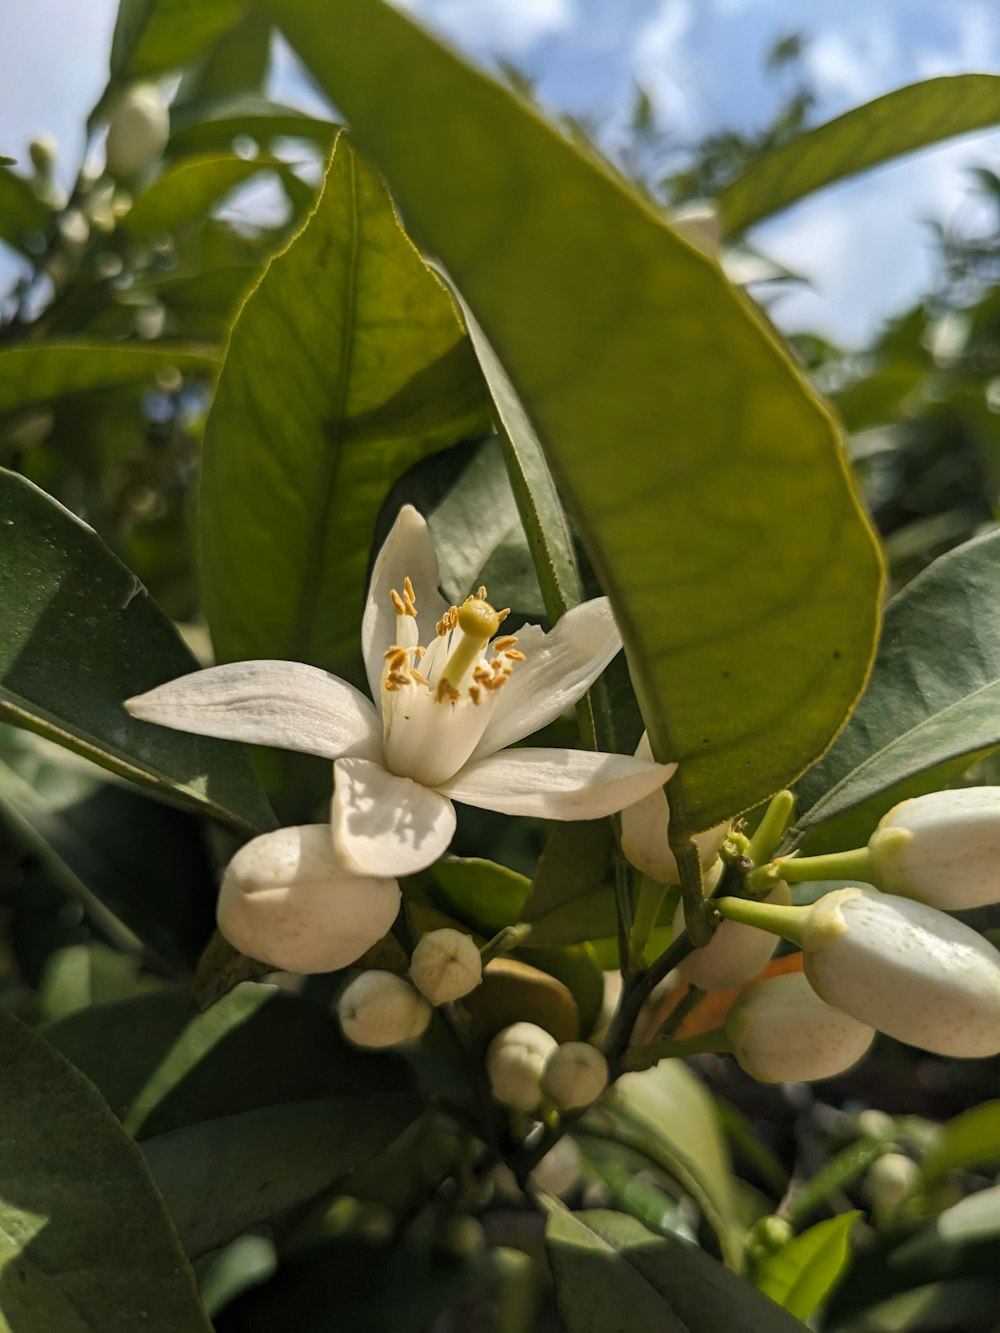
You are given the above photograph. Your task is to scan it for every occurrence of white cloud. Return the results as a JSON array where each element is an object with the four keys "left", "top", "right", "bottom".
[
  {"left": 630, "top": 0, "right": 701, "bottom": 135},
  {"left": 803, "top": 21, "right": 899, "bottom": 104},
  {"left": 915, "top": 2, "right": 998, "bottom": 77},
  {"left": 395, "top": 0, "right": 577, "bottom": 57}
]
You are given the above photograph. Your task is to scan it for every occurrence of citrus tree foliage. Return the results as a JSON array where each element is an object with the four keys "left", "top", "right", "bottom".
[{"left": 3, "top": 2, "right": 1000, "bottom": 1328}]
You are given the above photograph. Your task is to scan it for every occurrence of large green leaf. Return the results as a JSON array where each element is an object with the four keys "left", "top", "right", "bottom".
[
  {"left": 0, "top": 726, "right": 216, "bottom": 974},
  {"left": 719, "top": 76, "right": 1000, "bottom": 235},
  {"left": 922, "top": 1101, "right": 1000, "bottom": 1184},
  {"left": 545, "top": 1207, "right": 806, "bottom": 1332},
  {"left": 0, "top": 342, "right": 218, "bottom": 421},
  {"left": 200, "top": 131, "right": 488, "bottom": 682},
  {"left": 0, "top": 1007, "right": 211, "bottom": 1331},
  {"left": 795, "top": 529, "right": 1000, "bottom": 838},
  {"left": 0, "top": 468, "right": 274, "bottom": 836},
  {"left": 265, "top": 0, "right": 883, "bottom": 834},
  {"left": 755, "top": 1212, "right": 859, "bottom": 1320},
  {"left": 123, "top": 154, "right": 273, "bottom": 238},
  {"left": 168, "top": 96, "right": 337, "bottom": 157},
  {"left": 0, "top": 166, "right": 51, "bottom": 255},
  {"left": 109, "top": 0, "right": 243, "bottom": 80}
]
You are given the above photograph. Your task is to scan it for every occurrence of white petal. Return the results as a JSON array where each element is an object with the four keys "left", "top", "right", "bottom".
[
  {"left": 361, "top": 506, "right": 447, "bottom": 700},
  {"left": 440, "top": 747, "right": 676, "bottom": 819},
  {"left": 471, "top": 598, "right": 622, "bottom": 759},
  {"left": 126, "top": 661, "right": 382, "bottom": 760},
  {"left": 332, "top": 757, "right": 457, "bottom": 876}
]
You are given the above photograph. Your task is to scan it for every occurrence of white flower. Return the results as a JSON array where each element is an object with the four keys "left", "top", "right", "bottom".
[
  {"left": 105, "top": 84, "right": 170, "bottom": 178},
  {"left": 674, "top": 879, "right": 790, "bottom": 991},
  {"left": 621, "top": 731, "right": 729, "bottom": 884},
  {"left": 869, "top": 787, "right": 1000, "bottom": 910},
  {"left": 126, "top": 506, "right": 675, "bottom": 877}
]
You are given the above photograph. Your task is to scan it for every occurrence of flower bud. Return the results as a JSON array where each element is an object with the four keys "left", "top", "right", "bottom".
[
  {"left": 105, "top": 84, "right": 170, "bottom": 178},
  {"left": 338, "top": 970, "right": 432, "bottom": 1048},
  {"left": 29, "top": 134, "right": 57, "bottom": 175},
  {"left": 409, "top": 927, "right": 482, "bottom": 1004},
  {"left": 529, "top": 1135, "right": 582, "bottom": 1196},
  {"left": 669, "top": 202, "right": 721, "bottom": 257},
  {"left": 727, "top": 971, "right": 875, "bottom": 1083},
  {"left": 869, "top": 787, "right": 1000, "bottom": 910},
  {"left": 541, "top": 1042, "right": 609, "bottom": 1111},
  {"left": 218, "top": 825, "right": 400, "bottom": 974},
  {"left": 863, "top": 1151, "right": 921, "bottom": 1214},
  {"left": 674, "top": 880, "right": 791, "bottom": 990},
  {"left": 803, "top": 888, "right": 1000, "bottom": 1057},
  {"left": 621, "top": 734, "right": 729, "bottom": 884},
  {"left": 486, "top": 1022, "right": 558, "bottom": 1110}
]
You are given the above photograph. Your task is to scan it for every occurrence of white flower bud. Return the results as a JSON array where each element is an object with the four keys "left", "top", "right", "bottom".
[
  {"left": 669, "top": 202, "right": 721, "bottom": 257},
  {"left": 105, "top": 84, "right": 170, "bottom": 178},
  {"left": 486, "top": 1022, "right": 558, "bottom": 1110},
  {"left": 674, "top": 880, "right": 791, "bottom": 990},
  {"left": 29, "top": 134, "right": 57, "bottom": 175},
  {"left": 727, "top": 970, "right": 875, "bottom": 1083},
  {"left": 57, "top": 209, "right": 89, "bottom": 251},
  {"left": 529, "top": 1135, "right": 582, "bottom": 1196},
  {"left": 338, "top": 970, "right": 432, "bottom": 1048},
  {"left": 869, "top": 787, "right": 1000, "bottom": 910},
  {"left": 863, "top": 1152, "right": 921, "bottom": 1214},
  {"left": 218, "top": 825, "right": 400, "bottom": 974},
  {"left": 803, "top": 887, "right": 1000, "bottom": 1057},
  {"left": 622, "top": 734, "right": 729, "bottom": 884},
  {"left": 409, "top": 927, "right": 482, "bottom": 1004},
  {"left": 541, "top": 1042, "right": 609, "bottom": 1110}
]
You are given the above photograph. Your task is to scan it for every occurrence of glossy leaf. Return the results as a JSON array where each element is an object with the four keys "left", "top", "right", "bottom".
[
  {"left": 38, "top": 943, "right": 141, "bottom": 1021},
  {"left": 0, "top": 342, "right": 218, "bottom": 420},
  {"left": 124, "top": 154, "right": 274, "bottom": 238},
  {"left": 0, "top": 726, "right": 216, "bottom": 974},
  {"left": 796, "top": 529, "right": 1000, "bottom": 837},
  {"left": 0, "top": 1007, "right": 211, "bottom": 1331},
  {"left": 922, "top": 1101, "right": 1000, "bottom": 1184},
  {"left": 110, "top": 0, "right": 243, "bottom": 80},
  {"left": 894, "top": 1186, "right": 1000, "bottom": 1262},
  {"left": 520, "top": 821, "right": 617, "bottom": 947},
  {"left": 785, "top": 1136, "right": 892, "bottom": 1229},
  {"left": 545, "top": 1207, "right": 806, "bottom": 1332},
  {"left": 0, "top": 468, "right": 274, "bottom": 836},
  {"left": 181, "top": 12, "right": 272, "bottom": 103},
  {"left": 0, "top": 166, "right": 51, "bottom": 255},
  {"left": 756, "top": 1212, "right": 859, "bottom": 1320},
  {"left": 423, "top": 856, "right": 529, "bottom": 936},
  {"left": 719, "top": 76, "right": 1000, "bottom": 235},
  {"left": 268, "top": 0, "right": 884, "bottom": 834},
  {"left": 200, "top": 131, "right": 488, "bottom": 682},
  {"left": 168, "top": 95, "right": 337, "bottom": 157}
]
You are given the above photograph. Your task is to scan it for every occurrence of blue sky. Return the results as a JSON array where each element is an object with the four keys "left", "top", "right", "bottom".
[{"left": 4, "top": 0, "right": 1000, "bottom": 345}]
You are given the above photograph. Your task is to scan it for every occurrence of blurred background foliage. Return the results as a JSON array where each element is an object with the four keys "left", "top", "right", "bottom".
[{"left": 2, "top": 11, "right": 1000, "bottom": 1331}]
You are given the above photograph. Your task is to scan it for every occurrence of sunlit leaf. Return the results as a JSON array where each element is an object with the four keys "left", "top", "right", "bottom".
[
  {"left": 756, "top": 1212, "right": 859, "bottom": 1320},
  {"left": 0, "top": 165, "right": 51, "bottom": 255},
  {"left": 922, "top": 1101, "right": 1000, "bottom": 1184},
  {"left": 123, "top": 153, "right": 274, "bottom": 238}
]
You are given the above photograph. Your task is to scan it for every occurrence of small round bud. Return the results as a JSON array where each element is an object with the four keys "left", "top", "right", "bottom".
[
  {"left": 338, "top": 970, "right": 431, "bottom": 1048},
  {"left": 29, "top": 134, "right": 57, "bottom": 175},
  {"left": 863, "top": 1152, "right": 921, "bottom": 1213},
  {"left": 855, "top": 1109, "right": 894, "bottom": 1141},
  {"left": 57, "top": 209, "right": 89, "bottom": 251},
  {"left": 529, "top": 1136, "right": 582, "bottom": 1196},
  {"left": 869, "top": 787, "right": 1000, "bottom": 910},
  {"left": 621, "top": 733, "right": 727, "bottom": 884},
  {"left": 409, "top": 927, "right": 482, "bottom": 1004},
  {"left": 674, "top": 880, "right": 790, "bottom": 990},
  {"left": 727, "top": 970, "right": 875, "bottom": 1083},
  {"left": 457, "top": 596, "right": 502, "bottom": 639},
  {"left": 105, "top": 84, "right": 170, "bottom": 178},
  {"left": 486, "top": 1021, "right": 558, "bottom": 1110},
  {"left": 218, "top": 825, "right": 400, "bottom": 974},
  {"left": 541, "top": 1042, "right": 609, "bottom": 1110},
  {"left": 803, "top": 887, "right": 1000, "bottom": 1057}
]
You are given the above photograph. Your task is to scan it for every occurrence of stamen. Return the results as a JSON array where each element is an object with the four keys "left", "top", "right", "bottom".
[
  {"left": 390, "top": 589, "right": 407, "bottom": 615},
  {"left": 414, "top": 645, "right": 426, "bottom": 659},
  {"left": 436, "top": 678, "right": 460, "bottom": 703},
  {"left": 505, "top": 649, "right": 526, "bottom": 662},
  {"left": 384, "top": 648, "right": 409, "bottom": 670},
  {"left": 493, "top": 635, "right": 518, "bottom": 652},
  {"left": 469, "top": 684, "right": 481, "bottom": 705},
  {"left": 404, "top": 576, "right": 416, "bottom": 605},
  {"left": 436, "top": 606, "right": 458, "bottom": 636},
  {"left": 476, "top": 585, "right": 488, "bottom": 600},
  {"left": 411, "top": 669, "right": 430, "bottom": 685},
  {"left": 390, "top": 581, "right": 417, "bottom": 617}
]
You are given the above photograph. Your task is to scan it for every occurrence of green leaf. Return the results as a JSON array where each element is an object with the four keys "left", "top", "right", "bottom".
[
  {"left": 0, "top": 726, "right": 216, "bottom": 974},
  {"left": 38, "top": 943, "right": 141, "bottom": 1021},
  {"left": 123, "top": 154, "right": 274, "bottom": 238},
  {"left": 545, "top": 1207, "right": 807, "bottom": 1332},
  {"left": 0, "top": 166, "right": 51, "bottom": 255},
  {"left": 200, "top": 131, "right": 488, "bottom": 683},
  {"left": 0, "top": 1007, "right": 211, "bottom": 1331},
  {"left": 0, "top": 468, "right": 274, "bottom": 836},
  {"left": 423, "top": 856, "right": 529, "bottom": 936},
  {"left": 785, "top": 1136, "right": 892, "bottom": 1229},
  {"left": 795, "top": 529, "right": 1000, "bottom": 837},
  {"left": 168, "top": 95, "right": 337, "bottom": 157},
  {"left": 110, "top": 0, "right": 243, "bottom": 80},
  {"left": 182, "top": 12, "right": 272, "bottom": 103},
  {"left": 584, "top": 1060, "right": 741, "bottom": 1266},
  {"left": 0, "top": 341, "right": 218, "bottom": 420},
  {"left": 520, "top": 821, "right": 617, "bottom": 947},
  {"left": 756, "top": 1212, "right": 859, "bottom": 1320},
  {"left": 922, "top": 1101, "right": 1000, "bottom": 1184},
  {"left": 266, "top": 0, "right": 884, "bottom": 834},
  {"left": 894, "top": 1185, "right": 1000, "bottom": 1262},
  {"left": 719, "top": 76, "right": 1000, "bottom": 235}
]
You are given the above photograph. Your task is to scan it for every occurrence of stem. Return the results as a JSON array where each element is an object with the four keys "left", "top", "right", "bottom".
[
  {"left": 655, "top": 984, "right": 706, "bottom": 1043},
  {"left": 623, "top": 1025, "right": 730, "bottom": 1071},
  {"left": 603, "top": 931, "right": 696, "bottom": 1076},
  {"left": 771, "top": 847, "right": 874, "bottom": 884},
  {"left": 628, "top": 875, "right": 666, "bottom": 971},
  {"left": 480, "top": 922, "right": 532, "bottom": 965},
  {"left": 715, "top": 895, "right": 810, "bottom": 947},
  {"left": 672, "top": 836, "right": 713, "bottom": 947},
  {"left": 746, "top": 791, "right": 796, "bottom": 866},
  {"left": 613, "top": 852, "right": 636, "bottom": 978}
]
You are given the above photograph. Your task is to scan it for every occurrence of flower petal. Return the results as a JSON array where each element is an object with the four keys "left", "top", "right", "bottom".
[
  {"left": 332, "top": 757, "right": 457, "bottom": 876},
  {"left": 620, "top": 733, "right": 729, "bottom": 883},
  {"left": 471, "top": 597, "right": 622, "bottom": 759},
  {"left": 440, "top": 746, "right": 676, "bottom": 819},
  {"left": 126, "top": 661, "right": 382, "bottom": 760},
  {"left": 361, "top": 505, "right": 447, "bottom": 700}
]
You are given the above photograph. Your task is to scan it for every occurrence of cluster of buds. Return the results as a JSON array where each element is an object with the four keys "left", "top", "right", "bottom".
[{"left": 487, "top": 1025, "right": 609, "bottom": 1112}]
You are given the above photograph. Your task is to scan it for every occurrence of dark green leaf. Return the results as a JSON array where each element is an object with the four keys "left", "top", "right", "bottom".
[
  {"left": 423, "top": 856, "right": 529, "bottom": 936},
  {"left": 545, "top": 1207, "right": 806, "bottom": 1332},
  {"left": 0, "top": 166, "right": 51, "bottom": 255},
  {"left": 110, "top": 0, "right": 243, "bottom": 80},
  {"left": 267, "top": 0, "right": 884, "bottom": 834},
  {"left": 168, "top": 95, "right": 337, "bottom": 157},
  {"left": 785, "top": 1136, "right": 891, "bottom": 1228},
  {"left": 720, "top": 76, "right": 1000, "bottom": 235},
  {"left": 123, "top": 154, "right": 274, "bottom": 238},
  {"left": 755, "top": 1212, "right": 859, "bottom": 1320},
  {"left": 0, "top": 1007, "right": 211, "bottom": 1330},
  {"left": 37, "top": 943, "right": 140, "bottom": 1021},
  {"left": 922, "top": 1101, "right": 1000, "bottom": 1184},
  {"left": 0, "top": 468, "right": 274, "bottom": 836},
  {"left": 795, "top": 529, "right": 1000, "bottom": 837},
  {"left": 182, "top": 12, "right": 272, "bottom": 103},
  {"left": 521, "top": 821, "right": 618, "bottom": 947},
  {"left": 200, "top": 131, "right": 488, "bottom": 683}
]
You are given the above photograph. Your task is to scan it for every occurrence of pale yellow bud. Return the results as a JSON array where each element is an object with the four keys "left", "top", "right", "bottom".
[
  {"left": 674, "top": 880, "right": 790, "bottom": 990},
  {"left": 409, "top": 927, "right": 482, "bottom": 1004},
  {"left": 541, "top": 1042, "right": 609, "bottom": 1110},
  {"left": 864, "top": 1152, "right": 921, "bottom": 1213},
  {"left": 338, "top": 970, "right": 431, "bottom": 1048},
  {"left": 486, "top": 1022, "right": 558, "bottom": 1110},
  {"left": 869, "top": 787, "right": 1000, "bottom": 910},
  {"left": 105, "top": 84, "right": 169, "bottom": 178},
  {"left": 621, "top": 734, "right": 729, "bottom": 884}
]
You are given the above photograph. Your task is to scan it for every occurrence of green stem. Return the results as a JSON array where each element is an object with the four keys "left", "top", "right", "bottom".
[
  {"left": 655, "top": 984, "right": 706, "bottom": 1043},
  {"left": 746, "top": 791, "right": 796, "bottom": 867},
  {"left": 770, "top": 847, "right": 873, "bottom": 885},
  {"left": 480, "top": 922, "right": 533, "bottom": 965},
  {"left": 672, "top": 836, "right": 713, "bottom": 947},
  {"left": 603, "top": 931, "right": 696, "bottom": 1076},
  {"left": 623, "top": 1025, "right": 731, "bottom": 1070},
  {"left": 628, "top": 875, "right": 666, "bottom": 971},
  {"left": 715, "top": 895, "right": 810, "bottom": 947},
  {"left": 613, "top": 852, "right": 636, "bottom": 978}
]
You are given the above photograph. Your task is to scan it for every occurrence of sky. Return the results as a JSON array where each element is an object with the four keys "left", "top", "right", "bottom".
[{"left": 2, "top": 0, "right": 999, "bottom": 346}]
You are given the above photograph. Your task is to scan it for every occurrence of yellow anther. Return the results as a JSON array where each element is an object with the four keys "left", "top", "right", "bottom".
[
  {"left": 404, "top": 576, "right": 416, "bottom": 604},
  {"left": 504, "top": 648, "right": 526, "bottom": 662},
  {"left": 436, "top": 606, "right": 458, "bottom": 637},
  {"left": 414, "top": 645, "right": 426, "bottom": 659},
  {"left": 469, "top": 684, "right": 481, "bottom": 705},
  {"left": 390, "top": 581, "right": 417, "bottom": 617},
  {"left": 436, "top": 678, "right": 460, "bottom": 703},
  {"left": 388, "top": 671, "right": 411, "bottom": 688},
  {"left": 411, "top": 669, "right": 430, "bottom": 686},
  {"left": 458, "top": 597, "right": 503, "bottom": 639},
  {"left": 493, "top": 635, "right": 518, "bottom": 652},
  {"left": 384, "top": 648, "right": 409, "bottom": 671},
  {"left": 390, "top": 589, "right": 407, "bottom": 615},
  {"left": 476, "top": 585, "right": 488, "bottom": 600}
]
